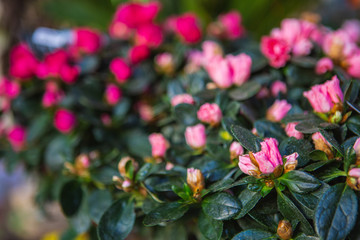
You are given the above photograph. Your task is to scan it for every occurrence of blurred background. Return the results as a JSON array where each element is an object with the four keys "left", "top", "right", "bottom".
[{"left": 0, "top": 0, "right": 360, "bottom": 239}]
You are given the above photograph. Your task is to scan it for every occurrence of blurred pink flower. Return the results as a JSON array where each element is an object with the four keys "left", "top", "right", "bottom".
[
  {"left": 285, "top": 122, "right": 304, "bottom": 139},
  {"left": 171, "top": 94, "right": 195, "bottom": 106},
  {"left": 315, "top": 57, "right": 333, "bottom": 75},
  {"left": 7, "top": 125, "right": 26, "bottom": 152},
  {"left": 266, "top": 100, "right": 291, "bottom": 122},
  {"left": 174, "top": 13, "right": 202, "bottom": 44},
  {"left": 185, "top": 124, "right": 206, "bottom": 149},
  {"left": 149, "top": 133, "right": 169, "bottom": 158},
  {"left": 197, "top": 103, "right": 222, "bottom": 126},
  {"left": 129, "top": 45, "right": 150, "bottom": 64},
  {"left": 105, "top": 83, "right": 122, "bottom": 105},
  {"left": 110, "top": 58, "right": 131, "bottom": 83},
  {"left": 54, "top": 109, "right": 76, "bottom": 134},
  {"left": 271, "top": 80, "right": 287, "bottom": 96}
]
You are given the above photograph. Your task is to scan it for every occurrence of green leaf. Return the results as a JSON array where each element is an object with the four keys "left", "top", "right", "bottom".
[
  {"left": 229, "top": 81, "right": 261, "bottom": 101},
  {"left": 347, "top": 116, "right": 360, "bottom": 136},
  {"left": 45, "top": 135, "right": 73, "bottom": 171},
  {"left": 342, "top": 138, "right": 357, "bottom": 172},
  {"left": 198, "top": 210, "right": 223, "bottom": 240},
  {"left": 143, "top": 202, "right": 189, "bottom": 226},
  {"left": 277, "top": 191, "right": 314, "bottom": 235},
  {"left": 295, "top": 233, "right": 320, "bottom": 240},
  {"left": 88, "top": 190, "right": 112, "bottom": 224},
  {"left": 174, "top": 103, "right": 198, "bottom": 126},
  {"left": 291, "top": 183, "right": 330, "bottom": 219},
  {"left": 279, "top": 138, "right": 312, "bottom": 167},
  {"left": 309, "top": 150, "right": 328, "bottom": 161},
  {"left": 97, "top": 199, "right": 135, "bottom": 240},
  {"left": 232, "top": 229, "right": 275, "bottom": 240},
  {"left": 135, "top": 163, "right": 153, "bottom": 182},
  {"left": 27, "top": 113, "right": 51, "bottom": 142},
  {"left": 254, "top": 120, "right": 287, "bottom": 141},
  {"left": 236, "top": 188, "right": 262, "bottom": 219},
  {"left": 202, "top": 192, "right": 242, "bottom": 220},
  {"left": 315, "top": 184, "right": 358, "bottom": 240},
  {"left": 303, "top": 161, "right": 331, "bottom": 172},
  {"left": 206, "top": 178, "right": 234, "bottom": 194},
  {"left": 280, "top": 170, "right": 321, "bottom": 194},
  {"left": 60, "top": 180, "right": 83, "bottom": 217},
  {"left": 230, "top": 125, "right": 261, "bottom": 152},
  {"left": 319, "top": 129, "right": 344, "bottom": 156}
]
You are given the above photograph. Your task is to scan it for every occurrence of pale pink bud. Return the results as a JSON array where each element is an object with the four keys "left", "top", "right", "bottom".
[
  {"left": 205, "top": 56, "right": 233, "bottom": 88},
  {"left": 185, "top": 124, "right": 206, "bottom": 149},
  {"left": 171, "top": 94, "right": 195, "bottom": 106},
  {"left": 315, "top": 57, "right": 333, "bottom": 75},
  {"left": 105, "top": 84, "right": 122, "bottom": 105},
  {"left": 346, "top": 53, "right": 360, "bottom": 78},
  {"left": 197, "top": 103, "right": 222, "bottom": 126},
  {"left": 312, "top": 132, "right": 333, "bottom": 159},
  {"left": 230, "top": 142, "right": 244, "bottom": 159},
  {"left": 271, "top": 80, "right": 287, "bottom": 96},
  {"left": 54, "top": 109, "right": 76, "bottom": 134},
  {"left": 137, "top": 101, "right": 154, "bottom": 122},
  {"left": 226, "top": 53, "right": 252, "bottom": 86},
  {"left": 353, "top": 138, "right": 360, "bottom": 154},
  {"left": 185, "top": 50, "right": 203, "bottom": 73},
  {"left": 7, "top": 125, "right": 26, "bottom": 152},
  {"left": 347, "top": 168, "right": 360, "bottom": 190},
  {"left": 122, "top": 179, "right": 132, "bottom": 189},
  {"left": 260, "top": 36, "right": 290, "bottom": 68},
  {"left": 110, "top": 58, "right": 131, "bottom": 83},
  {"left": 186, "top": 168, "right": 205, "bottom": 196},
  {"left": 284, "top": 152, "right": 299, "bottom": 173},
  {"left": 285, "top": 122, "right": 304, "bottom": 139},
  {"left": 202, "top": 41, "right": 223, "bottom": 64},
  {"left": 238, "top": 155, "right": 259, "bottom": 176},
  {"left": 155, "top": 52, "right": 174, "bottom": 74},
  {"left": 149, "top": 133, "right": 169, "bottom": 158},
  {"left": 324, "top": 75, "right": 343, "bottom": 104},
  {"left": 266, "top": 100, "right": 292, "bottom": 122},
  {"left": 165, "top": 162, "right": 174, "bottom": 170},
  {"left": 75, "top": 154, "right": 91, "bottom": 169},
  {"left": 342, "top": 20, "right": 360, "bottom": 42},
  {"left": 349, "top": 168, "right": 360, "bottom": 178}
]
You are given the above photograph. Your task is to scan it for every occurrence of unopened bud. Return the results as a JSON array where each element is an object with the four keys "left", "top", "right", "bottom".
[
  {"left": 75, "top": 154, "right": 90, "bottom": 170},
  {"left": 277, "top": 220, "right": 293, "bottom": 240},
  {"left": 187, "top": 168, "right": 205, "bottom": 198},
  {"left": 122, "top": 179, "right": 133, "bottom": 192},
  {"left": 284, "top": 153, "right": 298, "bottom": 174},
  {"left": 347, "top": 168, "right": 360, "bottom": 191},
  {"left": 118, "top": 156, "right": 138, "bottom": 178},
  {"left": 312, "top": 132, "right": 334, "bottom": 159},
  {"left": 330, "top": 111, "right": 342, "bottom": 124}
]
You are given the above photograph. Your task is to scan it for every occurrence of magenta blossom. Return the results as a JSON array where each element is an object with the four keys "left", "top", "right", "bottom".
[
  {"left": 105, "top": 84, "right": 122, "bottom": 106},
  {"left": 174, "top": 13, "right": 202, "bottom": 44},
  {"left": 129, "top": 45, "right": 150, "bottom": 64},
  {"left": 218, "top": 11, "right": 245, "bottom": 40},
  {"left": 230, "top": 142, "right": 244, "bottom": 160},
  {"left": 54, "top": 109, "right": 77, "bottom": 134},
  {"left": 72, "top": 28, "right": 102, "bottom": 55},
  {"left": 7, "top": 125, "right": 26, "bottom": 152},
  {"left": 9, "top": 43, "right": 38, "bottom": 80},
  {"left": 315, "top": 57, "right": 334, "bottom": 75},
  {"left": 261, "top": 36, "right": 290, "bottom": 68},
  {"left": 110, "top": 58, "right": 131, "bottom": 83}
]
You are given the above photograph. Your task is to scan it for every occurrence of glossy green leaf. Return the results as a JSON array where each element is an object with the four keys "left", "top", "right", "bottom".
[
  {"left": 202, "top": 192, "right": 242, "bottom": 220},
  {"left": 229, "top": 81, "right": 261, "bottom": 101},
  {"left": 97, "top": 199, "right": 135, "bottom": 240},
  {"left": 309, "top": 150, "right": 328, "bottom": 161},
  {"left": 277, "top": 191, "right": 314, "bottom": 235},
  {"left": 232, "top": 229, "right": 275, "bottom": 240},
  {"left": 143, "top": 202, "right": 189, "bottom": 226},
  {"left": 280, "top": 170, "right": 321, "bottom": 194},
  {"left": 279, "top": 138, "right": 312, "bottom": 167},
  {"left": 315, "top": 184, "right": 358, "bottom": 240},
  {"left": 88, "top": 190, "right": 112, "bottom": 224},
  {"left": 230, "top": 125, "right": 261, "bottom": 152},
  {"left": 60, "top": 180, "right": 83, "bottom": 217},
  {"left": 254, "top": 120, "right": 287, "bottom": 141},
  {"left": 319, "top": 129, "right": 344, "bottom": 156},
  {"left": 198, "top": 210, "right": 223, "bottom": 240},
  {"left": 45, "top": 135, "right": 73, "bottom": 171},
  {"left": 174, "top": 103, "right": 198, "bottom": 126},
  {"left": 236, "top": 188, "right": 262, "bottom": 219}
]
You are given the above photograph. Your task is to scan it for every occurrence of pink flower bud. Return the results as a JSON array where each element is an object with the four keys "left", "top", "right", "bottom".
[
  {"left": 226, "top": 53, "right": 252, "bottom": 86},
  {"left": 155, "top": 52, "right": 175, "bottom": 74},
  {"left": 349, "top": 168, "right": 360, "bottom": 178},
  {"left": 185, "top": 50, "right": 203, "bottom": 73},
  {"left": 285, "top": 122, "right": 304, "bottom": 139},
  {"left": 284, "top": 152, "right": 298, "bottom": 173},
  {"left": 238, "top": 155, "right": 259, "bottom": 176},
  {"left": 197, "top": 103, "right": 222, "bottom": 126},
  {"left": 54, "top": 109, "right": 76, "bottom": 134},
  {"left": 312, "top": 132, "right": 333, "bottom": 159},
  {"left": 218, "top": 11, "right": 245, "bottom": 40},
  {"left": 260, "top": 36, "right": 290, "bottom": 68},
  {"left": 354, "top": 138, "right": 360, "bottom": 154},
  {"left": 105, "top": 83, "right": 122, "bottom": 105},
  {"left": 315, "top": 57, "right": 333, "bottom": 75},
  {"left": 303, "top": 75, "right": 343, "bottom": 113},
  {"left": 75, "top": 154, "right": 91, "bottom": 169},
  {"left": 347, "top": 168, "right": 360, "bottom": 190},
  {"left": 0, "top": 78, "right": 20, "bottom": 99},
  {"left": 322, "top": 30, "right": 356, "bottom": 60},
  {"left": 205, "top": 56, "right": 233, "bottom": 88},
  {"left": 346, "top": 53, "right": 360, "bottom": 78},
  {"left": 110, "top": 58, "right": 131, "bottom": 83},
  {"left": 171, "top": 94, "right": 195, "bottom": 106},
  {"left": 137, "top": 101, "right": 154, "bottom": 122},
  {"left": 266, "top": 100, "right": 292, "bottom": 122},
  {"left": 42, "top": 89, "right": 64, "bottom": 108},
  {"left": 174, "top": 13, "right": 202, "bottom": 44},
  {"left": 101, "top": 114, "right": 112, "bottom": 126},
  {"left": 72, "top": 28, "right": 102, "bottom": 55},
  {"left": 187, "top": 168, "right": 205, "bottom": 197},
  {"left": 202, "top": 41, "right": 223, "bottom": 64},
  {"left": 185, "top": 124, "right": 206, "bottom": 149},
  {"left": 135, "top": 23, "right": 163, "bottom": 48},
  {"left": 342, "top": 20, "right": 360, "bottom": 42},
  {"left": 7, "top": 125, "right": 26, "bottom": 152},
  {"left": 122, "top": 179, "right": 132, "bottom": 189},
  {"left": 165, "top": 162, "right": 174, "bottom": 170},
  {"left": 60, "top": 65, "right": 79, "bottom": 84},
  {"left": 36, "top": 49, "right": 69, "bottom": 79},
  {"left": 230, "top": 142, "right": 244, "bottom": 159},
  {"left": 9, "top": 43, "right": 38, "bottom": 80},
  {"left": 149, "top": 133, "right": 169, "bottom": 158},
  {"left": 256, "top": 87, "right": 270, "bottom": 99},
  {"left": 271, "top": 80, "right": 287, "bottom": 96},
  {"left": 129, "top": 45, "right": 150, "bottom": 64}
]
